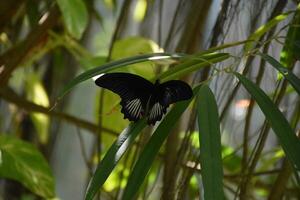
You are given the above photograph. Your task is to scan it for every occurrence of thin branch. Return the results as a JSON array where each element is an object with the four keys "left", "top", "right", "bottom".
[
  {"left": 0, "top": 86, "right": 118, "bottom": 136},
  {"left": 0, "top": 6, "right": 60, "bottom": 86}
]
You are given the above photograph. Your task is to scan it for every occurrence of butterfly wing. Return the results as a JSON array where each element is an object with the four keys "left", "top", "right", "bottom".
[
  {"left": 147, "top": 102, "right": 168, "bottom": 125},
  {"left": 95, "top": 73, "right": 154, "bottom": 121},
  {"left": 146, "top": 80, "right": 192, "bottom": 125},
  {"left": 158, "top": 80, "right": 193, "bottom": 106}
]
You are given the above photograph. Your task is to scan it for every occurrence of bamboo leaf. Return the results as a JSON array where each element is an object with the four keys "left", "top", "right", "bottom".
[
  {"left": 121, "top": 85, "right": 201, "bottom": 200},
  {"left": 234, "top": 72, "right": 300, "bottom": 171},
  {"left": 280, "top": 9, "right": 300, "bottom": 67},
  {"left": 159, "top": 53, "right": 230, "bottom": 81},
  {"left": 57, "top": 53, "right": 184, "bottom": 99},
  {"left": 258, "top": 52, "right": 300, "bottom": 95},
  {"left": 84, "top": 120, "right": 147, "bottom": 200},
  {"left": 244, "top": 11, "right": 294, "bottom": 52},
  {"left": 196, "top": 85, "right": 225, "bottom": 200}
]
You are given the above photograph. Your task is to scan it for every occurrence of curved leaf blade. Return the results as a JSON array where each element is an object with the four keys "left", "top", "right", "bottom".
[
  {"left": 84, "top": 120, "right": 147, "bottom": 200},
  {"left": 121, "top": 85, "right": 201, "bottom": 200},
  {"left": 196, "top": 85, "right": 224, "bottom": 200},
  {"left": 258, "top": 52, "right": 300, "bottom": 95},
  {"left": 159, "top": 53, "right": 229, "bottom": 81},
  {"left": 244, "top": 10, "right": 294, "bottom": 52},
  {"left": 0, "top": 135, "right": 55, "bottom": 198},
  {"left": 280, "top": 9, "right": 300, "bottom": 67},
  {"left": 234, "top": 72, "right": 300, "bottom": 171},
  {"left": 58, "top": 53, "right": 184, "bottom": 99}
]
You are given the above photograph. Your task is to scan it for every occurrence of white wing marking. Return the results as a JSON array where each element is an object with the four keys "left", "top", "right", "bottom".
[
  {"left": 125, "top": 99, "right": 142, "bottom": 119},
  {"left": 149, "top": 102, "right": 163, "bottom": 121}
]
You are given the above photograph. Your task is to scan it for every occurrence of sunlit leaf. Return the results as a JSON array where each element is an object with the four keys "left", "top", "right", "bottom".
[
  {"left": 244, "top": 11, "right": 294, "bottom": 52},
  {"left": 196, "top": 85, "right": 225, "bottom": 200},
  {"left": 280, "top": 9, "right": 300, "bottom": 67},
  {"left": 222, "top": 146, "right": 241, "bottom": 173},
  {"left": 121, "top": 85, "right": 201, "bottom": 200},
  {"left": 25, "top": 73, "right": 50, "bottom": 144},
  {"left": 56, "top": 0, "right": 88, "bottom": 39},
  {"left": 84, "top": 120, "right": 147, "bottom": 200},
  {"left": 234, "top": 72, "right": 300, "bottom": 171},
  {"left": 134, "top": 0, "right": 147, "bottom": 21},
  {"left": 0, "top": 135, "right": 55, "bottom": 198},
  {"left": 111, "top": 36, "right": 161, "bottom": 79}
]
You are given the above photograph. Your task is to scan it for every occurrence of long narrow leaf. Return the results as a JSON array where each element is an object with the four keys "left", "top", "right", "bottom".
[
  {"left": 196, "top": 85, "right": 224, "bottom": 200},
  {"left": 258, "top": 52, "right": 300, "bottom": 95},
  {"left": 244, "top": 10, "right": 295, "bottom": 52},
  {"left": 234, "top": 72, "right": 300, "bottom": 171},
  {"left": 84, "top": 120, "right": 147, "bottom": 200},
  {"left": 58, "top": 53, "right": 184, "bottom": 99},
  {"left": 159, "top": 53, "right": 229, "bottom": 81},
  {"left": 121, "top": 85, "right": 201, "bottom": 200},
  {"left": 280, "top": 9, "right": 300, "bottom": 67}
]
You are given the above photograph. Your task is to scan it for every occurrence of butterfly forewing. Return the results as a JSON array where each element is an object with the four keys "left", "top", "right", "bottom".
[
  {"left": 95, "top": 73, "right": 154, "bottom": 121},
  {"left": 121, "top": 98, "right": 143, "bottom": 121}
]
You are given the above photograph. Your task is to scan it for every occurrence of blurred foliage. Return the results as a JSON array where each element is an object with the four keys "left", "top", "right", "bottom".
[{"left": 0, "top": 0, "right": 300, "bottom": 200}]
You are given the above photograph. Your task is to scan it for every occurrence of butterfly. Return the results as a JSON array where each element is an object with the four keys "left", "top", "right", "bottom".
[{"left": 95, "top": 72, "right": 193, "bottom": 125}]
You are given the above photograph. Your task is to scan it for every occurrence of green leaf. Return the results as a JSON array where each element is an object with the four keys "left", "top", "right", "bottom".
[
  {"left": 85, "top": 120, "right": 147, "bottom": 200},
  {"left": 25, "top": 73, "right": 50, "bottom": 144},
  {"left": 56, "top": 0, "right": 88, "bottom": 39},
  {"left": 111, "top": 36, "right": 160, "bottom": 79},
  {"left": 133, "top": 0, "right": 147, "bottom": 21},
  {"left": 280, "top": 9, "right": 300, "bottom": 67},
  {"left": 244, "top": 11, "right": 294, "bottom": 52},
  {"left": 234, "top": 72, "right": 300, "bottom": 171},
  {"left": 0, "top": 135, "right": 55, "bottom": 198},
  {"left": 195, "top": 40, "right": 252, "bottom": 55},
  {"left": 196, "top": 85, "right": 225, "bottom": 200},
  {"left": 57, "top": 53, "right": 184, "bottom": 99},
  {"left": 258, "top": 53, "right": 300, "bottom": 95},
  {"left": 159, "top": 53, "right": 230, "bottom": 81},
  {"left": 121, "top": 85, "right": 200, "bottom": 200}
]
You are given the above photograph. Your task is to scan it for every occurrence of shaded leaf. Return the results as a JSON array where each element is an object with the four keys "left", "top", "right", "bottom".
[
  {"left": 234, "top": 72, "right": 300, "bottom": 171},
  {"left": 58, "top": 53, "right": 184, "bottom": 99},
  {"left": 121, "top": 86, "right": 201, "bottom": 200},
  {"left": 258, "top": 52, "right": 300, "bottom": 95},
  {"left": 84, "top": 120, "right": 147, "bottom": 200},
  {"left": 0, "top": 135, "right": 55, "bottom": 198},
  {"left": 159, "top": 53, "right": 230, "bottom": 81},
  {"left": 196, "top": 85, "right": 225, "bottom": 200}
]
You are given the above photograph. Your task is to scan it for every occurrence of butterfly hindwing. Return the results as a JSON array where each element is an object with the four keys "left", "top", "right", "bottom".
[
  {"left": 95, "top": 73, "right": 154, "bottom": 121},
  {"left": 158, "top": 80, "right": 193, "bottom": 106},
  {"left": 147, "top": 102, "right": 167, "bottom": 125}
]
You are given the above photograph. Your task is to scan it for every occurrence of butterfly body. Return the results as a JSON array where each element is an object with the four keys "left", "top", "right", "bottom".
[{"left": 95, "top": 73, "right": 192, "bottom": 125}]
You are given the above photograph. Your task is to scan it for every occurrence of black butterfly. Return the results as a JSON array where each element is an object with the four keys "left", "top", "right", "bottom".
[{"left": 95, "top": 73, "right": 193, "bottom": 125}]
